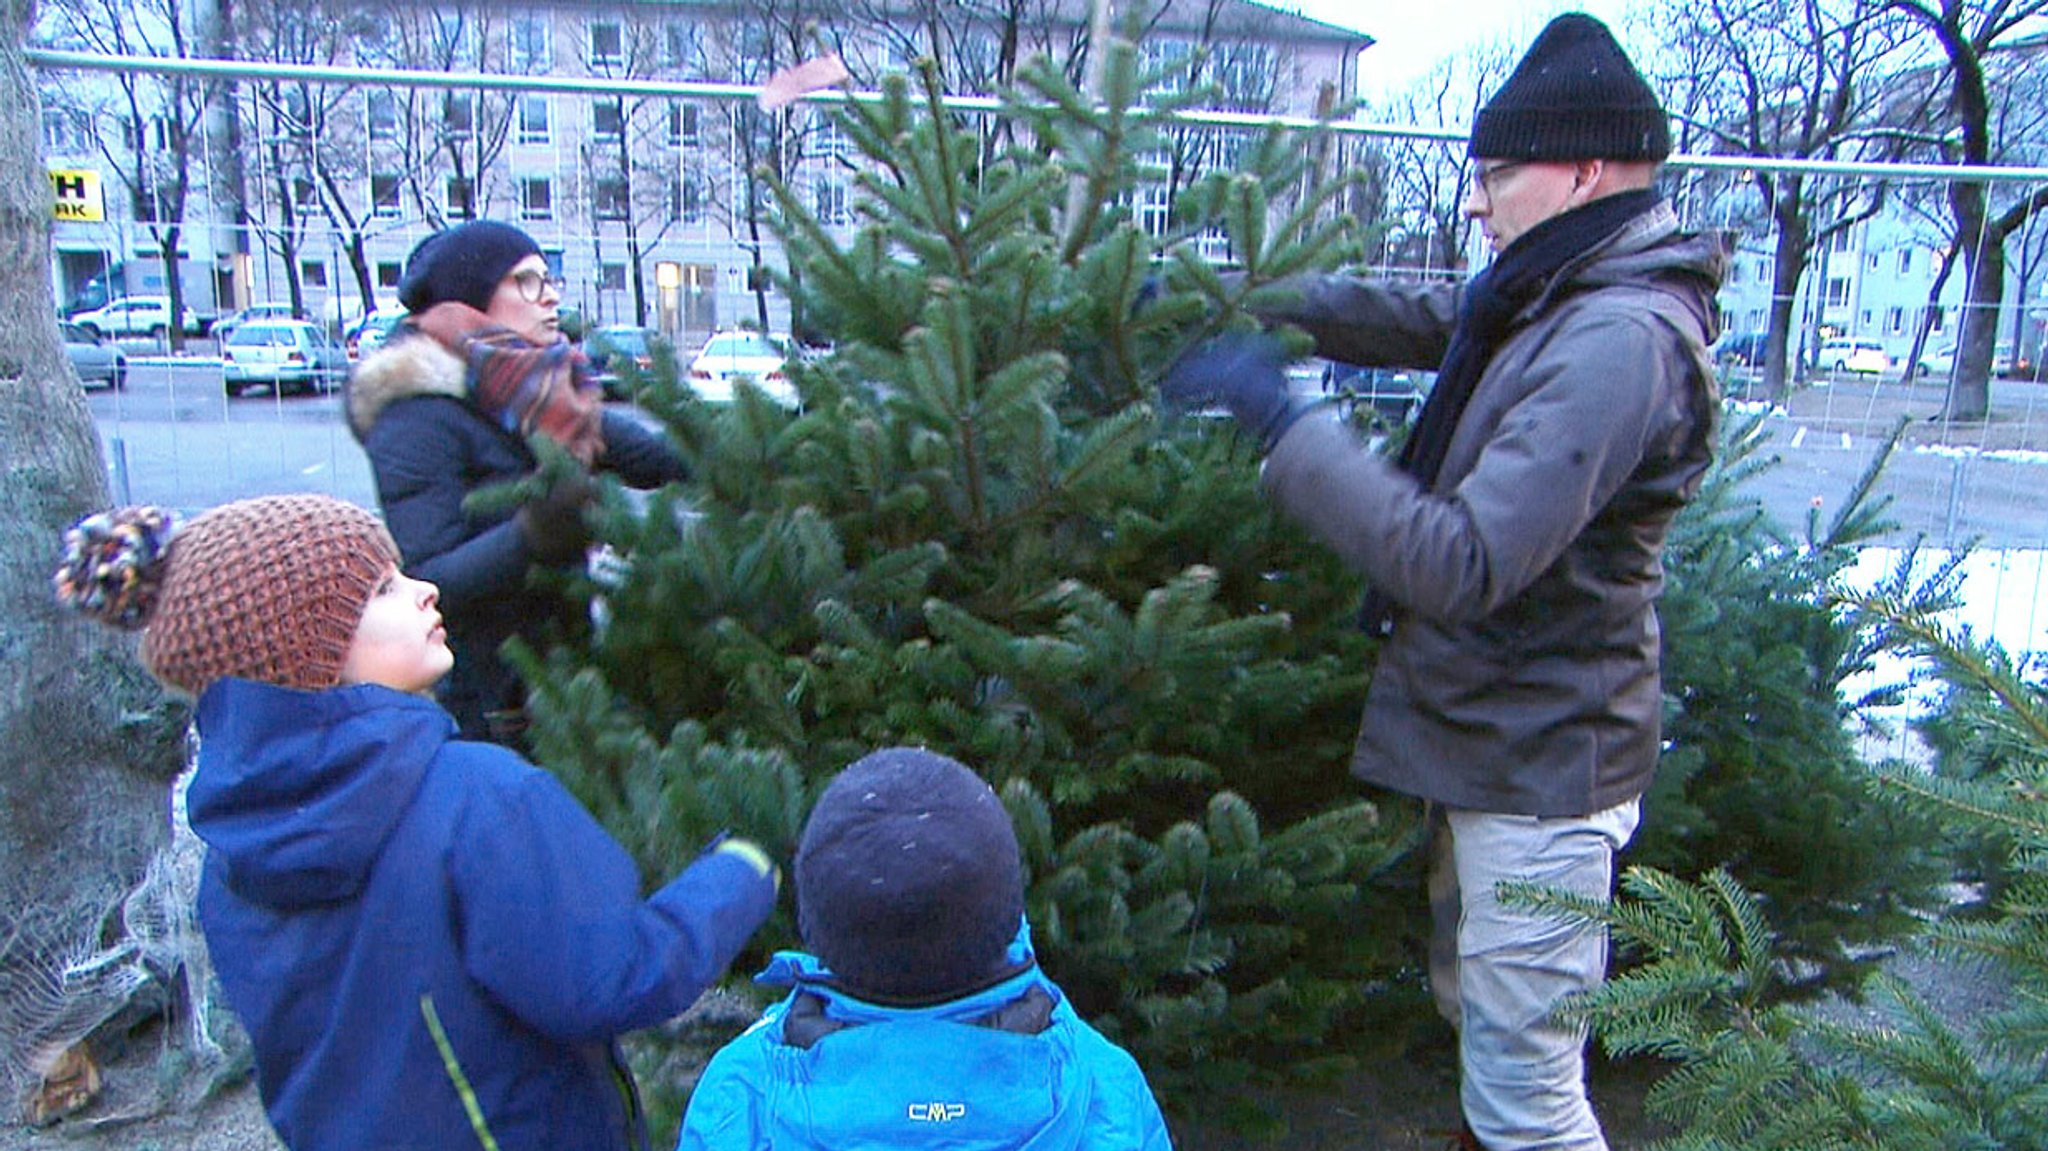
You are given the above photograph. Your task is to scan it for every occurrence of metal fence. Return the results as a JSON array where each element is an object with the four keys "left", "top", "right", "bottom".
[{"left": 37, "top": 50, "right": 2048, "bottom": 705}]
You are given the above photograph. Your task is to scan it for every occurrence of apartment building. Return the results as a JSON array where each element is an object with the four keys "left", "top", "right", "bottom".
[{"left": 38, "top": 0, "right": 1369, "bottom": 346}]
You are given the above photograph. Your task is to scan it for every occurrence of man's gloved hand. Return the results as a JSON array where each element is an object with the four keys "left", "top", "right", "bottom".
[
  {"left": 516, "top": 468, "right": 597, "bottom": 565},
  {"left": 1158, "top": 330, "right": 1307, "bottom": 451}
]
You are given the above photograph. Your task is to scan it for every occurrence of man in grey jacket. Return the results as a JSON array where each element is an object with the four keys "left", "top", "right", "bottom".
[{"left": 1161, "top": 14, "right": 1725, "bottom": 1150}]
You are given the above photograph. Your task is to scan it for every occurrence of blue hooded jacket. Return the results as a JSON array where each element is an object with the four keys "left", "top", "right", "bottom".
[
  {"left": 677, "top": 928, "right": 1171, "bottom": 1150},
  {"left": 186, "top": 679, "right": 776, "bottom": 1151}
]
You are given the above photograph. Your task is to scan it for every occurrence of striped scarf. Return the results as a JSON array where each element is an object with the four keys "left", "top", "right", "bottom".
[{"left": 463, "top": 329, "right": 607, "bottom": 465}]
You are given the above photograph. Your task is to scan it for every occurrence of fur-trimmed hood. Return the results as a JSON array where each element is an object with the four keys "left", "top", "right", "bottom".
[{"left": 345, "top": 328, "right": 468, "bottom": 440}]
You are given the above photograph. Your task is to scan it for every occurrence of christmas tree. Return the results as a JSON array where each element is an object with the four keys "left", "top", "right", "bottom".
[{"left": 519, "top": 37, "right": 1420, "bottom": 1130}]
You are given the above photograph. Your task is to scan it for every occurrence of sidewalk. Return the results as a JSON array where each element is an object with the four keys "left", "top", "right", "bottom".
[{"left": 1768, "top": 371, "right": 2048, "bottom": 456}]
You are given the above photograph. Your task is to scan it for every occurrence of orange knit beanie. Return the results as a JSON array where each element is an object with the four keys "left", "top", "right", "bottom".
[{"left": 54, "top": 494, "right": 400, "bottom": 697}]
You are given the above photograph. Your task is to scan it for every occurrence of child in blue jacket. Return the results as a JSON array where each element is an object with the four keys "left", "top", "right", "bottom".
[
  {"left": 54, "top": 494, "right": 778, "bottom": 1151},
  {"left": 677, "top": 747, "right": 1171, "bottom": 1150}
]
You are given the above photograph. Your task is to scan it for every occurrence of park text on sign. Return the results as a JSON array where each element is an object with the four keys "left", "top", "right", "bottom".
[{"left": 49, "top": 169, "right": 104, "bottom": 222}]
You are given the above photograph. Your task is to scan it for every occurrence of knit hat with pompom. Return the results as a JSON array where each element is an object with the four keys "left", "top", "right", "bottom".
[{"left": 53, "top": 494, "right": 399, "bottom": 698}]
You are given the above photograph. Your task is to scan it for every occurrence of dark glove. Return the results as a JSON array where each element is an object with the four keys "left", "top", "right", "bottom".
[
  {"left": 1158, "top": 330, "right": 1307, "bottom": 451},
  {"left": 516, "top": 469, "right": 597, "bottom": 565}
]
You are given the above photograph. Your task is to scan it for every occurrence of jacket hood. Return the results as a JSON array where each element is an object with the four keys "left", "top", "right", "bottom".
[
  {"left": 752, "top": 917, "right": 1050, "bottom": 1026},
  {"left": 187, "top": 679, "right": 453, "bottom": 909},
  {"left": 1546, "top": 201, "right": 1729, "bottom": 342},
  {"left": 346, "top": 328, "right": 466, "bottom": 440}
]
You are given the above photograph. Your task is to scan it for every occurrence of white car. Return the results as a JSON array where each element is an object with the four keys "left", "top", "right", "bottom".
[
  {"left": 70, "top": 295, "right": 200, "bottom": 340},
  {"left": 1913, "top": 344, "right": 1957, "bottom": 378},
  {"left": 221, "top": 320, "right": 350, "bottom": 397},
  {"left": 687, "top": 331, "right": 796, "bottom": 406},
  {"left": 1817, "top": 338, "right": 1889, "bottom": 375}
]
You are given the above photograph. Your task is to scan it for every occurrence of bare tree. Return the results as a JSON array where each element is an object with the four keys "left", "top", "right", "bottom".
[
  {"left": 39, "top": 0, "right": 218, "bottom": 350},
  {"left": 1361, "top": 40, "right": 1518, "bottom": 277},
  {"left": 1650, "top": 0, "right": 1917, "bottom": 400},
  {"left": 1888, "top": 0, "right": 2048, "bottom": 417}
]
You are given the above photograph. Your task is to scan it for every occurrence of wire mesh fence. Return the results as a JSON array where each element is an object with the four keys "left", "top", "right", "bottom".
[{"left": 40, "top": 53, "right": 2048, "bottom": 687}]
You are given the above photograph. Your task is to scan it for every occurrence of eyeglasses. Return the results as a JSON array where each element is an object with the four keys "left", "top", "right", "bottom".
[
  {"left": 509, "top": 269, "right": 567, "bottom": 302},
  {"left": 1473, "top": 160, "right": 1533, "bottom": 200}
]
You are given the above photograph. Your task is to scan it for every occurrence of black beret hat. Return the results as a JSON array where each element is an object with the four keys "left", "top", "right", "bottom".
[
  {"left": 1470, "top": 13, "right": 1671, "bottom": 162},
  {"left": 796, "top": 748, "right": 1025, "bottom": 1002},
  {"left": 397, "top": 220, "right": 542, "bottom": 313}
]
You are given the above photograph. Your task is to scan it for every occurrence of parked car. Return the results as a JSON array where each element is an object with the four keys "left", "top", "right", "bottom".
[
  {"left": 60, "top": 321, "right": 127, "bottom": 389},
  {"left": 1912, "top": 341, "right": 2038, "bottom": 380},
  {"left": 586, "top": 324, "right": 664, "bottom": 400},
  {"left": 1713, "top": 332, "right": 1770, "bottom": 368},
  {"left": 346, "top": 306, "right": 409, "bottom": 360},
  {"left": 69, "top": 295, "right": 201, "bottom": 340},
  {"left": 220, "top": 320, "right": 350, "bottom": 397},
  {"left": 1913, "top": 344, "right": 1957, "bottom": 378},
  {"left": 1817, "top": 338, "right": 1889, "bottom": 374},
  {"left": 213, "top": 302, "right": 304, "bottom": 343},
  {"left": 686, "top": 330, "right": 796, "bottom": 406},
  {"left": 1993, "top": 341, "right": 2037, "bottom": 380},
  {"left": 1321, "top": 360, "right": 1426, "bottom": 427}
]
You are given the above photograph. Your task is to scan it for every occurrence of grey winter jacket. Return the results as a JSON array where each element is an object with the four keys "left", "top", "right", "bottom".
[{"left": 1257, "top": 201, "right": 1725, "bottom": 816}]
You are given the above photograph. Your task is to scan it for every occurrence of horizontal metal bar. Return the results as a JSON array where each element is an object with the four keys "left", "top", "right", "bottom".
[{"left": 26, "top": 48, "right": 2048, "bottom": 183}]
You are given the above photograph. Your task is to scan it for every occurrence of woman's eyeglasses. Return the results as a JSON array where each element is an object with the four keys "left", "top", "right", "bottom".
[{"left": 509, "top": 269, "right": 567, "bottom": 302}]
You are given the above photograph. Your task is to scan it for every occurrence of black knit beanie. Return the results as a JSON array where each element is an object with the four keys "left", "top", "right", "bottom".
[
  {"left": 796, "top": 748, "right": 1025, "bottom": 1003},
  {"left": 1469, "top": 13, "right": 1670, "bottom": 162},
  {"left": 397, "top": 220, "right": 542, "bottom": 313}
]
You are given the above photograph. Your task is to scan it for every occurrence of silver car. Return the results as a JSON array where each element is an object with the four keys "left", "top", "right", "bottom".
[
  {"left": 61, "top": 321, "right": 128, "bottom": 389},
  {"left": 221, "top": 320, "right": 350, "bottom": 397}
]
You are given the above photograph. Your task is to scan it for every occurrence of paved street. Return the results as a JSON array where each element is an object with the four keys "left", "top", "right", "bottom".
[{"left": 86, "top": 359, "right": 2048, "bottom": 549}]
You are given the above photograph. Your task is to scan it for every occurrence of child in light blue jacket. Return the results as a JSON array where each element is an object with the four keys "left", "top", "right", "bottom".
[{"left": 678, "top": 747, "right": 1171, "bottom": 1150}]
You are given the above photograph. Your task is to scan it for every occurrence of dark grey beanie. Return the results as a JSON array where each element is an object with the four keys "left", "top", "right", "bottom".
[
  {"left": 1469, "top": 13, "right": 1670, "bottom": 162},
  {"left": 397, "top": 220, "right": 542, "bottom": 313},
  {"left": 796, "top": 748, "right": 1025, "bottom": 1002}
]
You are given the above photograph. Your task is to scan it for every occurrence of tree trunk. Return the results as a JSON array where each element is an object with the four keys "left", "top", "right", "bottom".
[
  {"left": 1, "top": 0, "right": 181, "bottom": 1101},
  {"left": 1947, "top": 177, "right": 1995, "bottom": 421}
]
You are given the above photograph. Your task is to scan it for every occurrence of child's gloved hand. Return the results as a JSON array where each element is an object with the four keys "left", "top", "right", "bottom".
[
  {"left": 713, "top": 837, "right": 781, "bottom": 893},
  {"left": 1158, "top": 330, "right": 1308, "bottom": 452}
]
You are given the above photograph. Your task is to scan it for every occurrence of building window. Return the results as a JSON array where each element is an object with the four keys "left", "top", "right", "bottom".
[
  {"left": 370, "top": 173, "right": 401, "bottom": 218},
  {"left": 668, "top": 102, "right": 700, "bottom": 148},
  {"left": 1929, "top": 306, "right": 1945, "bottom": 333},
  {"left": 517, "top": 96, "right": 551, "bottom": 145},
  {"left": 1867, "top": 253, "right": 1880, "bottom": 271},
  {"left": 598, "top": 262, "right": 627, "bottom": 291},
  {"left": 1858, "top": 309, "right": 1872, "bottom": 327},
  {"left": 376, "top": 261, "right": 402, "bottom": 289},
  {"left": 593, "top": 98, "right": 625, "bottom": 144},
  {"left": 1825, "top": 277, "right": 1850, "bottom": 308},
  {"left": 1830, "top": 228, "right": 1854, "bottom": 254},
  {"left": 444, "top": 93, "right": 474, "bottom": 139},
  {"left": 1884, "top": 306, "right": 1904, "bottom": 334},
  {"left": 509, "top": 16, "right": 551, "bottom": 72},
  {"left": 301, "top": 260, "right": 327, "bottom": 288},
  {"left": 814, "top": 178, "right": 849, "bottom": 226},
  {"left": 589, "top": 21, "right": 623, "bottom": 69},
  {"left": 1728, "top": 260, "right": 1743, "bottom": 284},
  {"left": 446, "top": 175, "right": 475, "bottom": 219},
  {"left": 292, "top": 175, "right": 320, "bottom": 216},
  {"left": 672, "top": 171, "right": 704, "bottom": 224},
  {"left": 664, "top": 22, "right": 705, "bottom": 74},
  {"left": 41, "top": 108, "right": 83, "bottom": 152},
  {"left": 811, "top": 114, "right": 847, "bottom": 159},
  {"left": 1898, "top": 249, "right": 1913, "bottom": 275},
  {"left": 520, "top": 176, "right": 553, "bottom": 220},
  {"left": 593, "top": 175, "right": 629, "bottom": 221},
  {"left": 366, "top": 90, "right": 397, "bottom": 140},
  {"left": 1133, "top": 185, "right": 1170, "bottom": 238}
]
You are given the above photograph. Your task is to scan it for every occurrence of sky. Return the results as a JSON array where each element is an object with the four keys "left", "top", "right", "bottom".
[{"left": 1260, "top": 0, "right": 1647, "bottom": 96}]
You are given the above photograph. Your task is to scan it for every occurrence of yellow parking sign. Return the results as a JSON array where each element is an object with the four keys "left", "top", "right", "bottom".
[{"left": 49, "top": 169, "right": 104, "bottom": 222}]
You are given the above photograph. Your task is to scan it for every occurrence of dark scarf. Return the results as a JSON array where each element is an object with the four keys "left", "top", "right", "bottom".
[{"left": 1361, "top": 188, "right": 1663, "bottom": 634}]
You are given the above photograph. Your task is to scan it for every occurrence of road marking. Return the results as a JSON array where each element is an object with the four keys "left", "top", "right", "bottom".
[{"left": 1791, "top": 427, "right": 1807, "bottom": 448}]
